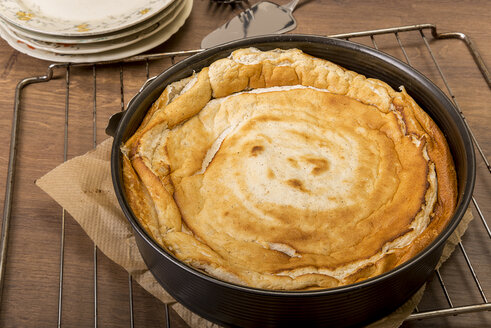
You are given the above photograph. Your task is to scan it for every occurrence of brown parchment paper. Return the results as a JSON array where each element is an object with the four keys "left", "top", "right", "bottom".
[{"left": 36, "top": 137, "right": 473, "bottom": 328}]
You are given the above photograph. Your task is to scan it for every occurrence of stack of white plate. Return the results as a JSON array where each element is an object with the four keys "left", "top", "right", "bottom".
[{"left": 0, "top": 0, "right": 193, "bottom": 63}]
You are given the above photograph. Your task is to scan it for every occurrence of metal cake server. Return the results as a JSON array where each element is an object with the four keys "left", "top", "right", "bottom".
[{"left": 201, "top": 0, "right": 300, "bottom": 49}]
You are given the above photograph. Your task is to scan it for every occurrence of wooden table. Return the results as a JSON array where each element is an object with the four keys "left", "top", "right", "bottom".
[{"left": 0, "top": 0, "right": 489, "bottom": 327}]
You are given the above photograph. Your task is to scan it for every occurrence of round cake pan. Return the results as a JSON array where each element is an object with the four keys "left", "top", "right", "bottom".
[{"left": 110, "top": 34, "right": 475, "bottom": 327}]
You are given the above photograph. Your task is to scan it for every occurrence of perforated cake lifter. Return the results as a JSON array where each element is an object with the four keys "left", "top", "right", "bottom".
[{"left": 201, "top": 0, "right": 300, "bottom": 49}]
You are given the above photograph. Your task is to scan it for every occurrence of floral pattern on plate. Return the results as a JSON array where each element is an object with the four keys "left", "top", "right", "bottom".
[
  {"left": 1, "top": 0, "right": 182, "bottom": 44},
  {"left": 0, "top": 0, "right": 186, "bottom": 55},
  {"left": 0, "top": 0, "right": 174, "bottom": 36},
  {"left": 0, "top": 0, "right": 193, "bottom": 63}
]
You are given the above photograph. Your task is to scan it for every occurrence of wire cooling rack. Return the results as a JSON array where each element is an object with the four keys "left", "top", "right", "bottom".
[{"left": 0, "top": 24, "right": 489, "bottom": 327}]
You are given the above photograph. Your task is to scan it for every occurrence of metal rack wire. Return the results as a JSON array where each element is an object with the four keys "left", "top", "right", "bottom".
[{"left": 0, "top": 24, "right": 489, "bottom": 327}]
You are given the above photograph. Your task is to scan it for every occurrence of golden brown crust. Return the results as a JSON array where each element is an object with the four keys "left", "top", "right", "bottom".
[
  {"left": 391, "top": 89, "right": 458, "bottom": 265},
  {"left": 122, "top": 48, "right": 457, "bottom": 290}
]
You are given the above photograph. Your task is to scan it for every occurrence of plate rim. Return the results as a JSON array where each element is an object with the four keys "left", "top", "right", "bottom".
[
  {"left": 0, "top": 0, "right": 176, "bottom": 37},
  {"left": 0, "top": 0, "right": 193, "bottom": 63},
  {"left": 0, "top": 0, "right": 183, "bottom": 44},
  {"left": 0, "top": 0, "right": 187, "bottom": 55}
]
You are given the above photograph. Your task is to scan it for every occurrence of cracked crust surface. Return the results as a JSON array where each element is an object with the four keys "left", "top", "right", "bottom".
[{"left": 122, "top": 48, "right": 457, "bottom": 290}]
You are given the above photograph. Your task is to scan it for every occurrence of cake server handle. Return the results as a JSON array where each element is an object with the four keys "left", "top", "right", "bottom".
[{"left": 282, "top": 0, "right": 300, "bottom": 12}]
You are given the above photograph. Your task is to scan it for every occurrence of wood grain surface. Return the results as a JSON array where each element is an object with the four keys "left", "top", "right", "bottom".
[{"left": 0, "top": 0, "right": 489, "bottom": 327}]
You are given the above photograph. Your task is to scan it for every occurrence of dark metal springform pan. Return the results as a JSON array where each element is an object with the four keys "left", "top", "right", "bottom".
[{"left": 109, "top": 34, "right": 475, "bottom": 327}]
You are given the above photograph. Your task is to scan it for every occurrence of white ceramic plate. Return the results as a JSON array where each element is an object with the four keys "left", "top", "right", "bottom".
[
  {"left": 1, "top": 0, "right": 186, "bottom": 55},
  {"left": 0, "top": 0, "right": 174, "bottom": 36},
  {"left": 0, "top": 0, "right": 183, "bottom": 44},
  {"left": 0, "top": 0, "right": 193, "bottom": 63}
]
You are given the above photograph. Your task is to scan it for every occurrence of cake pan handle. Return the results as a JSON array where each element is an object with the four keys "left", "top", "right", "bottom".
[
  {"left": 106, "top": 75, "right": 159, "bottom": 137},
  {"left": 105, "top": 111, "right": 125, "bottom": 137}
]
